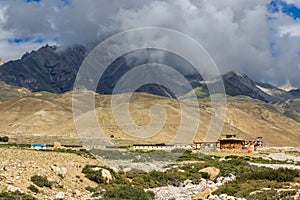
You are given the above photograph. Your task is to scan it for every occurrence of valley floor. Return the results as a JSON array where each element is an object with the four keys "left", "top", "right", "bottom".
[{"left": 0, "top": 146, "right": 300, "bottom": 199}]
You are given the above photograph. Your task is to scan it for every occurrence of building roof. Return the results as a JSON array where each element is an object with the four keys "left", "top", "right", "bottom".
[
  {"left": 31, "top": 143, "right": 46, "bottom": 147},
  {"left": 133, "top": 143, "right": 173, "bottom": 147},
  {"left": 194, "top": 141, "right": 220, "bottom": 144},
  {"left": 219, "top": 138, "right": 244, "bottom": 141}
]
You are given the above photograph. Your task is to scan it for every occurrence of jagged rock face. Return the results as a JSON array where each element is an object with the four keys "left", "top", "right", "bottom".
[
  {"left": 289, "top": 89, "right": 300, "bottom": 98},
  {"left": 0, "top": 45, "right": 299, "bottom": 102},
  {"left": 0, "top": 45, "right": 202, "bottom": 97},
  {"left": 255, "top": 82, "right": 293, "bottom": 101},
  {"left": 220, "top": 72, "right": 275, "bottom": 102},
  {"left": 0, "top": 45, "right": 87, "bottom": 93}
]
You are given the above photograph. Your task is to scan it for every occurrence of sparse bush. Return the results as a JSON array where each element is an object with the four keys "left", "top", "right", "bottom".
[
  {"left": 198, "top": 172, "right": 210, "bottom": 180},
  {"left": 82, "top": 166, "right": 106, "bottom": 184},
  {"left": 0, "top": 190, "right": 36, "bottom": 200},
  {"left": 30, "top": 175, "right": 52, "bottom": 188},
  {"left": 85, "top": 186, "right": 98, "bottom": 193},
  {"left": 104, "top": 185, "right": 154, "bottom": 200},
  {"left": 28, "top": 184, "right": 39, "bottom": 193},
  {"left": 241, "top": 168, "right": 299, "bottom": 182},
  {"left": 247, "top": 189, "right": 278, "bottom": 200},
  {"left": 0, "top": 136, "right": 9, "bottom": 142},
  {"left": 82, "top": 165, "right": 126, "bottom": 185},
  {"left": 58, "top": 174, "right": 64, "bottom": 179},
  {"left": 214, "top": 167, "right": 300, "bottom": 198}
]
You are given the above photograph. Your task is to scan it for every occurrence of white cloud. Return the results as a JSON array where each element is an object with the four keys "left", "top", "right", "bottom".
[
  {"left": 0, "top": 0, "right": 299, "bottom": 87},
  {"left": 279, "top": 24, "right": 300, "bottom": 37},
  {"left": 285, "top": 0, "right": 300, "bottom": 7}
]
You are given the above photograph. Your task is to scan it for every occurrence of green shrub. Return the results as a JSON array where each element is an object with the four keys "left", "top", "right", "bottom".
[
  {"left": 247, "top": 189, "right": 278, "bottom": 200},
  {"left": 104, "top": 185, "right": 154, "bottom": 200},
  {"left": 30, "top": 175, "right": 52, "bottom": 188},
  {"left": 85, "top": 186, "right": 98, "bottom": 193},
  {"left": 0, "top": 190, "right": 36, "bottom": 200},
  {"left": 214, "top": 168, "right": 300, "bottom": 199},
  {"left": 27, "top": 184, "right": 39, "bottom": 193},
  {"left": 241, "top": 168, "right": 299, "bottom": 182},
  {"left": 198, "top": 172, "right": 210, "bottom": 180},
  {"left": 82, "top": 165, "right": 127, "bottom": 185},
  {"left": 0, "top": 136, "right": 9, "bottom": 142},
  {"left": 82, "top": 165, "right": 108, "bottom": 184},
  {"left": 213, "top": 182, "right": 241, "bottom": 196}
]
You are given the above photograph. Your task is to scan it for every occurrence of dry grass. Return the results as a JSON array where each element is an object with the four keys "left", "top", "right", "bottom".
[{"left": 0, "top": 91, "right": 299, "bottom": 146}]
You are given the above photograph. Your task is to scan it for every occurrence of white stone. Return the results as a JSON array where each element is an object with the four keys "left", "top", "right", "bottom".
[
  {"left": 55, "top": 191, "right": 65, "bottom": 199},
  {"left": 51, "top": 166, "right": 68, "bottom": 176},
  {"left": 7, "top": 185, "right": 22, "bottom": 192},
  {"left": 101, "top": 168, "right": 113, "bottom": 183}
]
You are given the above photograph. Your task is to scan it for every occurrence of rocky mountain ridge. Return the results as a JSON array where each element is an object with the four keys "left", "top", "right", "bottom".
[{"left": 0, "top": 45, "right": 299, "bottom": 103}]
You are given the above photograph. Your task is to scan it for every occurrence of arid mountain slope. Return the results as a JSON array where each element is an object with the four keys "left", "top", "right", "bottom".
[{"left": 0, "top": 85, "right": 299, "bottom": 146}]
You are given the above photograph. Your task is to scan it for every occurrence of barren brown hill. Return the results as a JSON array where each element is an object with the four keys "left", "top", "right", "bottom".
[{"left": 0, "top": 87, "right": 299, "bottom": 147}]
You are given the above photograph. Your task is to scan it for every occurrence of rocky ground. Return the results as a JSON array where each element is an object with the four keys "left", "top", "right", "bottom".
[
  {"left": 148, "top": 174, "right": 238, "bottom": 200},
  {"left": 0, "top": 147, "right": 100, "bottom": 199},
  {"left": 0, "top": 147, "right": 300, "bottom": 199}
]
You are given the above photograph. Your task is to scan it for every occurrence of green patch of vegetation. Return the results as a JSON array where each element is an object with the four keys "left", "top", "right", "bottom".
[
  {"left": 85, "top": 186, "right": 98, "bottom": 193},
  {"left": 82, "top": 166, "right": 108, "bottom": 184},
  {"left": 90, "top": 149, "right": 184, "bottom": 162},
  {"left": 240, "top": 168, "right": 299, "bottom": 182},
  {"left": 178, "top": 152, "right": 254, "bottom": 177},
  {"left": 283, "top": 110, "right": 300, "bottom": 123},
  {"left": 223, "top": 155, "right": 296, "bottom": 165},
  {"left": 57, "top": 173, "right": 64, "bottom": 179},
  {"left": 82, "top": 165, "right": 126, "bottom": 185},
  {"left": 177, "top": 150, "right": 202, "bottom": 161},
  {"left": 130, "top": 169, "right": 189, "bottom": 188},
  {"left": 40, "top": 148, "right": 95, "bottom": 159},
  {"left": 248, "top": 189, "right": 297, "bottom": 200},
  {"left": 104, "top": 185, "right": 154, "bottom": 200},
  {"left": 82, "top": 153, "right": 300, "bottom": 199},
  {"left": 30, "top": 175, "right": 52, "bottom": 188},
  {"left": 193, "top": 86, "right": 209, "bottom": 98},
  {"left": 0, "top": 82, "right": 28, "bottom": 99},
  {"left": 27, "top": 184, "right": 39, "bottom": 193},
  {"left": 178, "top": 153, "right": 298, "bottom": 176},
  {"left": 0, "top": 190, "right": 37, "bottom": 200},
  {"left": 213, "top": 168, "right": 300, "bottom": 198},
  {"left": 83, "top": 163, "right": 209, "bottom": 190},
  {"left": 0, "top": 136, "right": 9, "bottom": 142}
]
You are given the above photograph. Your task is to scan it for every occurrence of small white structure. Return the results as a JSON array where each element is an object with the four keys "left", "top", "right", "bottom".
[
  {"left": 132, "top": 143, "right": 192, "bottom": 151},
  {"left": 132, "top": 143, "right": 174, "bottom": 151},
  {"left": 31, "top": 143, "right": 46, "bottom": 150},
  {"left": 173, "top": 143, "right": 193, "bottom": 150}
]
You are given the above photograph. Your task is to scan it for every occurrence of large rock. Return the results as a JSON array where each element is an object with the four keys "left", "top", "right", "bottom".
[
  {"left": 91, "top": 167, "right": 113, "bottom": 183},
  {"left": 193, "top": 188, "right": 212, "bottom": 200},
  {"left": 199, "top": 167, "right": 220, "bottom": 181},
  {"left": 7, "top": 185, "right": 23, "bottom": 193},
  {"left": 55, "top": 191, "right": 65, "bottom": 199},
  {"left": 101, "top": 168, "right": 113, "bottom": 183},
  {"left": 51, "top": 165, "right": 68, "bottom": 176}
]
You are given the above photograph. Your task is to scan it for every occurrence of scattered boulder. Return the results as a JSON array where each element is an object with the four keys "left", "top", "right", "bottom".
[
  {"left": 53, "top": 141, "right": 62, "bottom": 149},
  {"left": 51, "top": 165, "right": 67, "bottom": 176},
  {"left": 55, "top": 191, "right": 65, "bottom": 199},
  {"left": 199, "top": 167, "right": 220, "bottom": 181},
  {"left": 91, "top": 167, "right": 113, "bottom": 183},
  {"left": 193, "top": 188, "right": 212, "bottom": 199},
  {"left": 101, "top": 168, "right": 113, "bottom": 183},
  {"left": 7, "top": 185, "right": 23, "bottom": 193}
]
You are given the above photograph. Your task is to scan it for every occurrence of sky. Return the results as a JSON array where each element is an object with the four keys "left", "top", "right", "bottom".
[{"left": 0, "top": 0, "right": 300, "bottom": 87}]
